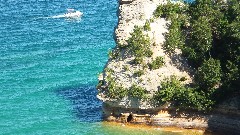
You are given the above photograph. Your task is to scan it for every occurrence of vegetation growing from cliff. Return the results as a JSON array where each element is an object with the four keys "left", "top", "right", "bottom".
[
  {"left": 133, "top": 70, "right": 145, "bottom": 77},
  {"left": 104, "top": 68, "right": 128, "bottom": 99},
  {"left": 126, "top": 26, "right": 153, "bottom": 65},
  {"left": 108, "top": 25, "right": 153, "bottom": 62},
  {"left": 106, "top": 77, "right": 128, "bottom": 99},
  {"left": 164, "top": 18, "right": 185, "bottom": 54},
  {"left": 103, "top": 68, "right": 148, "bottom": 100},
  {"left": 98, "top": 0, "right": 239, "bottom": 111},
  {"left": 196, "top": 58, "right": 222, "bottom": 91},
  {"left": 143, "top": 20, "right": 151, "bottom": 31},
  {"left": 153, "top": 2, "right": 186, "bottom": 20},
  {"left": 129, "top": 84, "right": 148, "bottom": 99},
  {"left": 183, "top": 16, "right": 213, "bottom": 66},
  {"left": 108, "top": 49, "right": 120, "bottom": 59},
  {"left": 148, "top": 56, "right": 165, "bottom": 70},
  {"left": 154, "top": 1, "right": 188, "bottom": 55},
  {"left": 154, "top": 76, "right": 214, "bottom": 111},
  {"left": 105, "top": 79, "right": 148, "bottom": 100},
  {"left": 153, "top": 0, "right": 240, "bottom": 110}
]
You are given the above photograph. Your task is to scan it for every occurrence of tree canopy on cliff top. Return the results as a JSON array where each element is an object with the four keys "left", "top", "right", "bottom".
[{"left": 153, "top": 0, "right": 239, "bottom": 110}]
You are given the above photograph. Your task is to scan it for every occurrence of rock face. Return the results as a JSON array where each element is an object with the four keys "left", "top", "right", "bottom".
[
  {"left": 97, "top": 0, "right": 240, "bottom": 134},
  {"left": 97, "top": 0, "right": 195, "bottom": 124},
  {"left": 98, "top": 0, "right": 192, "bottom": 109}
]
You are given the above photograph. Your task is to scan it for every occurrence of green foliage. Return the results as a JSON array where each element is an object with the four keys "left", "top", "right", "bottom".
[
  {"left": 134, "top": 70, "right": 145, "bottom": 77},
  {"left": 179, "top": 77, "right": 187, "bottom": 82},
  {"left": 143, "top": 20, "right": 151, "bottom": 31},
  {"left": 164, "top": 18, "right": 185, "bottom": 54},
  {"left": 154, "top": 2, "right": 188, "bottom": 55},
  {"left": 227, "top": 20, "right": 240, "bottom": 39},
  {"left": 142, "top": 63, "right": 148, "bottom": 70},
  {"left": 104, "top": 72, "right": 148, "bottom": 99},
  {"left": 153, "top": 4, "right": 164, "bottom": 18},
  {"left": 118, "top": 43, "right": 128, "bottom": 49},
  {"left": 108, "top": 49, "right": 120, "bottom": 59},
  {"left": 211, "top": 2, "right": 228, "bottom": 38},
  {"left": 183, "top": 16, "right": 213, "bottom": 66},
  {"left": 105, "top": 76, "right": 148, "bottom": 99},
  {"left": 148, "top": 56, "right": 165, "bottom": 70},
  {"left": 103, "top": 0, "right": 240, "bottom": 109},
  {"left": 105, "top": 68, "right": 114, "bottom": 74},
  {"left": 153, "top": 2, "right": 185, "bottom": 20},
  {"left": 227, "top": 0, "right": 240, "bottom": 22},
  {"left": 196, "top": 58, "right": 222, "bottom": 90},
  {"left": 106, "top": 75, "right": 128, "bottom": 99},
  {"left": 150, "top": 17, "right": 155, "bottom": 23},
  {"left": 96, "top": 80, "right": 104, "bottom": 89},
  {"left": 190, "top": 0, "right": 215, "bottom": 21},
  {"left": 186, "top": 88, "right": 214, "bottom": 111},
  {"left": 154, "top": 76, "right": 214, "bottom": 111},
  {"left": 129, "top": 84, "right": 148, "bottom": 99},
  {"left": 224, "top": 60, "right": 239, "bottom": 83},
  {"left": 132, "top": 56, "right": 144, "bottom": 65},
  {"left": 190, "top": 16, "right": 212, "bottom": 53},
  {"left": 154, "top": 76, "right": 183, "bottom": 103},
  {"left": 147, "top": 0, "right": 240, "bottom": 111},
  {"left": 127, "top": 26, "right": 153, "bottom": 65},
  {"left": 218, "top": 1, "right": 240, "bottom": 91},
  {"left": 108, "top": 84, "right": 128, "bottom": 99},
  {"left": 123, "top": 65, "right": 130, "bottom": 71},
  {"left": 145, "top": 49, "right": 153, "bottom": 57}
]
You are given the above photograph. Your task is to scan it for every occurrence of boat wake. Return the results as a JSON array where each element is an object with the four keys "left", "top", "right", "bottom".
[
  {"left": 52, "top": 9, "right": 83, "bottom": 19},
  {"left": 51, "top": 14, "right": 66, "bottom": 19},
  {"left": 35, "top": 9, "right": 83, "bottom": 20}
]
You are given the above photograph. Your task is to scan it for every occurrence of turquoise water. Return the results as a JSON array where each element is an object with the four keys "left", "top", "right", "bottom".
[
  {"left": 0, "top": 0, "right": 193, "bottom": 135},
  {"left": 0, "top": 0, "right": 117, "bottom": 134}
]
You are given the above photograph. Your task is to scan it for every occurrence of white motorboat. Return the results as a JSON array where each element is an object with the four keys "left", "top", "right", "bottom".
[{"left": 64, "top": 9, "right": 83, "bottom": 18}]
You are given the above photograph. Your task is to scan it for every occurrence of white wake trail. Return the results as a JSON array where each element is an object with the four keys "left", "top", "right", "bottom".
[
  {"left": 50, "top": 14, "right": 65, "bottom": 18},
  {"left": 34, "top": 10, "right": 83, "bottom": 20}
]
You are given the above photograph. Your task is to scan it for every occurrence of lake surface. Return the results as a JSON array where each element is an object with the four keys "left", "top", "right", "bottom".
[{"left": 0, "top": 0, "right": 197, "bottom": 134}]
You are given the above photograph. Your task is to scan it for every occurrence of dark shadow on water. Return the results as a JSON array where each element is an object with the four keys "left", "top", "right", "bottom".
[
  {"left": 203, "top": 114, "right": 240, "bottom": 135},
  {"left": 55, "top": 84, "right": 103, "bottom": 123}
]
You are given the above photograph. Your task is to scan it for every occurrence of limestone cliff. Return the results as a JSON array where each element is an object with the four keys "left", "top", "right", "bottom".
[
  {"left": 96, "top": 0, "right": 240, "bottom": 134},
  {"left": 97, "top": 0, "right": 192, "bottom": 109}
]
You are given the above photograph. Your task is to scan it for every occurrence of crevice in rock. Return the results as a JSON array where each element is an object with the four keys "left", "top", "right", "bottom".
[{"left": 127, "top": 113, "right": 133, "bottom": 122}]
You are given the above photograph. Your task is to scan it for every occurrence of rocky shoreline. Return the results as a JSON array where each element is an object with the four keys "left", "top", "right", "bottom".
[
  {"left": 102, "top": 102, "right": 240, "bottom": 134},
  {"left": 97, "top": 0, "right": 240, "bottom": 134}
]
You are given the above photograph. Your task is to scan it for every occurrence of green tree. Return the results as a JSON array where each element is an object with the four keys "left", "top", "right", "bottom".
[
  {"left": 154, "top": 76, "right": 214, "bottom": 111},
  {"left": 164, "top": 17, "right": 185, "bottom": 54},
  {"left": 127, "top": 26, "right": 152, "bottom": 64},
  {"left": 227, "top": 0, "right": 240, "bottom": 22},
  {"left": 190, "top": 0, "right": 214, "bottom": 20},
  {"left": 195, "top": 58, "right": 222, "bottom": 90},
  {"left": 154, "top": 1, "right": 185, "bottom": 20},
  {"left": 183, "top": 16, "right": 212, "bottom": 66}
]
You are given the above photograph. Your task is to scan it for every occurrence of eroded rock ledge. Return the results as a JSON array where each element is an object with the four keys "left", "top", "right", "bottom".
[
  {"left": 102, "top": 100, "right": 240, "bottom": 134},
  {"left": 97, "top": 0, "right": 240, "bottom": 134}
]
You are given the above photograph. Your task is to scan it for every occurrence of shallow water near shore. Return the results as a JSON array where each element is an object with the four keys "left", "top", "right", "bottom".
[
  {"left": 0, "top": 0, "right": 207, "bottom": 134},
  {"left": 101, "top": 122, "right": 211, "bottom": 135}
]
